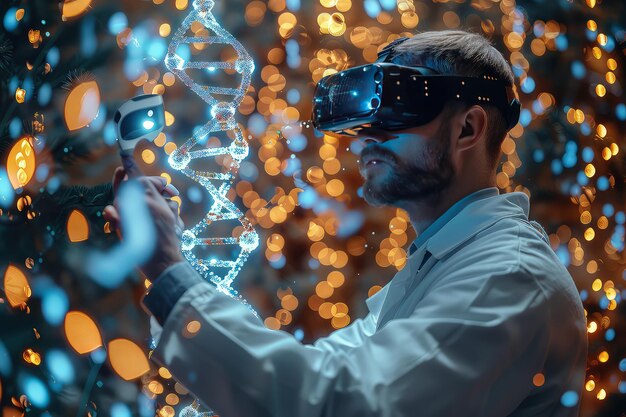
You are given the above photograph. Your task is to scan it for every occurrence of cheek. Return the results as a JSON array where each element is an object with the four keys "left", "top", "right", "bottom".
[
  {"left": 418, "top": 141, "right": 449, "bottom": 171},
  {"left": 387, "top": 137, "right": 426, "bottom": 161}
]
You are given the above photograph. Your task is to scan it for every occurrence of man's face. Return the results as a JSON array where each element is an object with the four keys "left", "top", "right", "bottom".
[{"left": 355, "top": 110, "right": 455, "bottom": 207}]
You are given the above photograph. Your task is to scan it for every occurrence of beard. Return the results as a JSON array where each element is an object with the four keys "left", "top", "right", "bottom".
[{"left": 359, "top": 122, "right": 455, "bottom": 207}]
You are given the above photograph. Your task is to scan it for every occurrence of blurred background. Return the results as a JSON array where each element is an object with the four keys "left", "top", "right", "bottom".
[{"left": 0, "top": 0, "right": 625, "bottom": 415}]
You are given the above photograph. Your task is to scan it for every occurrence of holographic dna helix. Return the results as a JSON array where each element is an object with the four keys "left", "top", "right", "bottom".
[{"left": 164, "top": 0, "right": 258, "bottom": 300}]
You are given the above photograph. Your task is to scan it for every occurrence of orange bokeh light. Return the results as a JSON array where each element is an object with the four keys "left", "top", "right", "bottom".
[
  {"left": 3, "top": 264, "right": 31, "bottom": 308},
  {"left": 108, "top": 339, "right": 150, "bottom": 380},
  {"left": 64, "top": 311, "right": 103, "bottom": 354},
  {"left": 6, "top": 137, "right": 35, "bottom": 190},
  {"left": 64, "top": 80, "right": 101, "bottom": 131},
  {"left": 61, "top": 0, "right": 92, "bottom": 20},
  {"left": 67, "top": 209, "right": 89, "bottom": 242}
]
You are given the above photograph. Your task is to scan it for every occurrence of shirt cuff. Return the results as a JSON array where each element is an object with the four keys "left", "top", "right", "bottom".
[{"left": 141, "top": 261, "right": 206, "bottom": 325}]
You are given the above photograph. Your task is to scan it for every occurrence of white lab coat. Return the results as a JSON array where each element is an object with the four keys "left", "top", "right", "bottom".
[{"left": 145, "top": 191, "right": 587, "bottom": 417}]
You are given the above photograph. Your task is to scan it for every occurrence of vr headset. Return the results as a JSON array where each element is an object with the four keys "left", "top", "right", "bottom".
[{"left": 312, "top": 44, "right": 521, "bottom": 136}]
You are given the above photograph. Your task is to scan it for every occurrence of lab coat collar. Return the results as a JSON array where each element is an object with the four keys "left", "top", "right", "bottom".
[
  {"left": 365, "top": 191, "right": 531, "bottom": 318},
  {"left": 365, "top": 284, "right": 389, "bottom": 318},
  {"left": 425, "top": 191, "right": 530, "bottom": 260}
]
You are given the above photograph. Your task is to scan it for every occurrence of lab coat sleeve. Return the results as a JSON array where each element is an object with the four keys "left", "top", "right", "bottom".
[
  {"left": 147, "top": 264, "right": 550, "bottom": 417},
  {"left": 143, "top": 262, "right": 377, "bottom": 352}
]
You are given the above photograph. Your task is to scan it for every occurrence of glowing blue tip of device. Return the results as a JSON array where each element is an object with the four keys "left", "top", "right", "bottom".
[{"left": 143, "top": 120, "right": 155, "bottom": 130}]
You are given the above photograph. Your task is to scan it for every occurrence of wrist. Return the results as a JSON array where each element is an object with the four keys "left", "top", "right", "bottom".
[{"left": 141, "top": 252, "right": 186, "bottom": 283}]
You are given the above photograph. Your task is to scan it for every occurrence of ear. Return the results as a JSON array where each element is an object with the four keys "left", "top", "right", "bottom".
[{"left": 456, "top": 105, "right": 488, "bottom": 152}]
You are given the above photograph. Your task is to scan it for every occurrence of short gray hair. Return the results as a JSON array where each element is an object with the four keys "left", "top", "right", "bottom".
[{"left": 389, "top": 30, "right": 515, "bottom": 170}]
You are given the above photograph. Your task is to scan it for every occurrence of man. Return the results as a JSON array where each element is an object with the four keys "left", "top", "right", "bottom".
[{"left": 104, "top": 30, "right": 587, "bottom": 416}]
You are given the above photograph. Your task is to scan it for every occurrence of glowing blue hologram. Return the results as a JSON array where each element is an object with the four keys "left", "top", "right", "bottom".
[
  {"left": 86, "top": 180, "right": 157, "bottom": 287},
  {"left": 165, "top": 0, "right": 258, "bottom": 303}
]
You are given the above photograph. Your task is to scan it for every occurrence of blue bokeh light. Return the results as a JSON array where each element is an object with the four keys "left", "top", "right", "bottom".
[
  {"left": 616, "top": 103, "right": 626, "bottom": 121},
  {"left": 294, "top": 328, "right": 304, "bottom": 341},
  {"left": 556, "top": 246, "right": 570, "bottom": 266},
  {"left": 605, "top": 328, "right": 615, "bottom": 342},
  {"left": 582, "top": 147, "right": 594, "bottom": 163},
  {"left": 90, "top": 348, "right": 107, "bottom": 364},
  {"left": 147, "top": 39, "right": 167, "bottom": 61},
  {"left": 47, "top": 48, "right": 60, "bottom": 68},
  {"left": 0, "top": 341, "right": 12, "bottom": 376},
  {"left": 41, "top": 286, "right": 69, "bottom": 326},
  {"left": 519, "top": 109, "right": 532, "bottom": 127},
  {"left": 599, "top": 295, "right": 609, "bottom": 310},
  {"left": 521, "top": 77, "right": 535, "bottom": 94},
  {"left": 111, "top": 402, "right": 132, "bottom": 417},
  {"left": 3, "top": 8, "right": 18, "bottom": 31},
  {"left": 81, "top": 16, "right": 97, "bottom": 58},
  {"left": 38, "top": 83, "right": 52, "bottom": 107},
  {"left": 597, "top": 176, "right": 609, "bottom": 191},
  {"left": 108, "top": 12, "right": 128, "bottom": 35},
  {"left": 298, "top": 187, "right": 317, "bottom": 208},
  {"left": 103, "top": 120, "right": 117, "bottom": 145},
  {"left": 239, "top": 160, "right": 259, "bottom": 182},
  {"left": 562, "top": 152, "right": 577, "bottom": 169},
  {"left": 9, "top": 117, "right": 22, "bottom": 139},
  {"left": 580, "top": 122, "right": 591, "bottom": 136},
  {"left": 286, "top": 0, "right": 301, "bottom": 11},
  {"left": 571, "top": 61, "right": 586, "bottom": 79},
  {"left": 286, "top": 88, "right": 301, "bottom": 105},
  {"left": 286, "top": 134, "right": 307, "bottom": 152},
  {"left": 46, "top": 350, "right": 75, "bottom": 384},
  {"left": 364, "top": 0, "right": 381, "bottom": 18},
  {"left": 187, "top": 186, "right": 203, "bottom": 204},
  {"left": 269, "top": 254, "right": 286, "bottom": 269},
  {"left": 19, "top": 374, "right": 50, "bottom": 408},
  {"left": 560, "top": 391, "right": 578, "bottom": 407}
]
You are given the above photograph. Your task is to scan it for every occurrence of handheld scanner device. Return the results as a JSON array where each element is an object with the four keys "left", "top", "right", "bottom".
[
  {"left": 311, "top": 62, "right": 521, "bottom": 136},
  {"left": 114, "top": 94, "right": 165, "bottom": 177},
  {"left": 114, "top": 94, "right": 165, "bottom": 156}
]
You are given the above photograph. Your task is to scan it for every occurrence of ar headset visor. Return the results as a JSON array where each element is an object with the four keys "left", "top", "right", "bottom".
[{"left": 311, "top": 62, "right": 521, "bottom": 136}]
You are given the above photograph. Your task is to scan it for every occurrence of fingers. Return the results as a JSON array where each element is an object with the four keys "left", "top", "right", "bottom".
[
  {"left": 166, "top": 200, "right": 184, "bottom": 239},
  {"left": 112, "top": 167, "right": 127, "bottom": 196},
  {"left": 141, "top": 175, "right": 162, "bottom": 197},
  {"left": 103, "top": 205, "right": 121, "bottom": 238},
  {"left": 164, "top": 183, "right": 180, "bottom": 197},
  {"left": 115, "top": 173, "right": 179, "bottom": 197},
  {"left": 103, "top": 205, "right": 120, "bottom": 224},
  {"left": 166, "top": 199, "right": 180, "bottom": 216}
]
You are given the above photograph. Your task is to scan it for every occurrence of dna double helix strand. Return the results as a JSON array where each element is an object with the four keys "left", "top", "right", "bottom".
[{"left": 164, "top": 0, "right": 258, "bottom": 299}]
